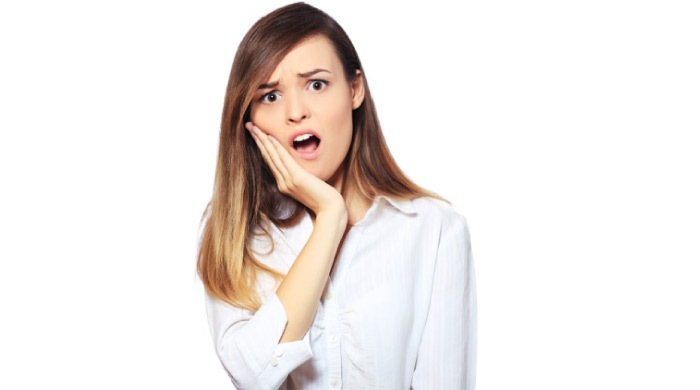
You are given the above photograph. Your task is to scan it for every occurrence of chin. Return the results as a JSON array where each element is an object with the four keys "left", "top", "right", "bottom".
[{"left": 315, "top": 170, "right": 335, "bottom": 183}]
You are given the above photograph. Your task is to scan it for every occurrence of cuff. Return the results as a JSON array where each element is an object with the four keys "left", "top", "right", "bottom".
[{"left": 235, "top": 293, "right": 313, "bottom": 389}]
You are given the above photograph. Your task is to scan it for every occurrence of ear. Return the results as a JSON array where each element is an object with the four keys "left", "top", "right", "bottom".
[{"left": 350, "top": 69, "right": 365, "bottom": 110}]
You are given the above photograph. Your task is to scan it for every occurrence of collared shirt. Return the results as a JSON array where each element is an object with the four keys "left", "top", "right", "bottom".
[{"left": 204, "top": 196, "right": 477, "bottom": 389}]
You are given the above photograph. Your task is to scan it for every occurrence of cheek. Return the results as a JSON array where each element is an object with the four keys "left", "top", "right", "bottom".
[
  {"left": 250, "top": 107, "right": 284, "bottom": 138},
  {"left": 249, "top": 105, "right": 270, "bottom": 127}
]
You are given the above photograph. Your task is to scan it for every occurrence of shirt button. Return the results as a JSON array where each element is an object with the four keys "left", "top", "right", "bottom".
[
  {"left": 329, "top": 334, "right": 337, "bottom": 343},
  {"left": 330, "top": 378, "right": 341, "bottom": 388},
  {"left": 270, "top": 357, "right": 279, "bottom": 367},
  {"left": 274, "top": 346, "right": 284, "bottom": 357}
]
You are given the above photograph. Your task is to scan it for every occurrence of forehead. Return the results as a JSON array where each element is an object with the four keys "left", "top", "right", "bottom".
[{"left": 266, "top": 35, "right": 341, "bottom": 80}]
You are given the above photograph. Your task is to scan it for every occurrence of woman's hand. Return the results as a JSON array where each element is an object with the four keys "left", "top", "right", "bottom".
[{"left": 246, "top": 122, "right": 347, "bottom": 222}]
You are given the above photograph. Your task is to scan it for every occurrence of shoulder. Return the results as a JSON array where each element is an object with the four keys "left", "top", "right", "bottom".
[{"left": 409, "top": 198, "right": 473, "bottom": 267}]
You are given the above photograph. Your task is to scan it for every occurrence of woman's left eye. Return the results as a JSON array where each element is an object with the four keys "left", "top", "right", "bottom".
[{"left": 308, "top": 80, "right": 328, "bottom": 91}]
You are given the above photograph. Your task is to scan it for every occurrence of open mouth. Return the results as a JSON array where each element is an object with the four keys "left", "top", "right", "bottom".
[{"left": 292, "top": 133, "right": 321, "bottom": 154}]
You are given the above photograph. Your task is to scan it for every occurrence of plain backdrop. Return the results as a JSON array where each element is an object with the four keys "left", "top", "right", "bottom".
[{"left": 1, "top": 0, "right": 698, "bottom": 389}]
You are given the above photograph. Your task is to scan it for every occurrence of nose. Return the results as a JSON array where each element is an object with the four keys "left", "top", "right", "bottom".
[{"left": 285, "top": 90, "right": 309, "bottom": 124}]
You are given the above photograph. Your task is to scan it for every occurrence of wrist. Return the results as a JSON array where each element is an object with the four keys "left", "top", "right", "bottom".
[{"left": 315, "top": 206, "right": 348, "bottom": 232}]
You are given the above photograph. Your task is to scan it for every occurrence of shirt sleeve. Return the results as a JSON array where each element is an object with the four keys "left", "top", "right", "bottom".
[
  {"left": 205, "top": 291, "right": 314, "bottom": 389},
  {"left": 411, "top": 213, "right": 477, "bottom": 390}
]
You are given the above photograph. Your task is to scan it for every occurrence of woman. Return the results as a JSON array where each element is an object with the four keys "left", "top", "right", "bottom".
[{"left": 198, "top": 3, "right": 476, "bottom": 389}]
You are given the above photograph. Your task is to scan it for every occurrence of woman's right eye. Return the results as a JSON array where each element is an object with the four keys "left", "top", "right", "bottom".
[{"left": 259, "top": 91, "right": 281, "bottom": 104}]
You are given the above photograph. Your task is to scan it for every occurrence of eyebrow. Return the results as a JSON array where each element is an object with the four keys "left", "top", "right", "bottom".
[{"left": 258, "top": 68, "right": 331, "bottom": 89}]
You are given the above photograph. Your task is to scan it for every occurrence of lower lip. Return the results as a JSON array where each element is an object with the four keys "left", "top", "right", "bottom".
[{"left": 293, "top": 141, "right": 321, "bottom": 160}]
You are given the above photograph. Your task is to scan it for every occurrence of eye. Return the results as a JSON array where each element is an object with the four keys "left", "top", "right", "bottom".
[
  {"left": 259, "top": 91, "right": 281, "bottom": 104},
  {"left": 308, "top": 79, "right": 328, "bottom": 92}
]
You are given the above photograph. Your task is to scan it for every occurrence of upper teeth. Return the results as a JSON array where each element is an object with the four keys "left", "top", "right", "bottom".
[{"left": 294, "top": 134, "right": 314, "bottom": 142}]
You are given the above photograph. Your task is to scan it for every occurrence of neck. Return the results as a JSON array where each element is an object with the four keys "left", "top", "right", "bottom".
[
  {"left": 327, "top": 165, "right": 372, "bottom": 226},
  {"left": 344, "top": 187, "right": 372, "bottom": 226}
]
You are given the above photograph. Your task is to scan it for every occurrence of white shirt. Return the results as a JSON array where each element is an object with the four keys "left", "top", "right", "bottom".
[{"left": 204, "top": 196, "right": 477, "bottom": 389}]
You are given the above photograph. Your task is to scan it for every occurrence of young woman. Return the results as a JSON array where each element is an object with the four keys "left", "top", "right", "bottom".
[{"left": 198, "top": 3, "right": 476, "bottom": 389}]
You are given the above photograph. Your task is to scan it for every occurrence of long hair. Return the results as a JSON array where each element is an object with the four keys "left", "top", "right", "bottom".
[{"left": 198, "top": 2, "right": 439, "bottom": 311}]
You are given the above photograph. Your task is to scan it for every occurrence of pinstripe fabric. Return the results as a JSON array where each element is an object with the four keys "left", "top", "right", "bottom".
[{"left": 204, "top": 196, "right": 477, "bottom": 389}]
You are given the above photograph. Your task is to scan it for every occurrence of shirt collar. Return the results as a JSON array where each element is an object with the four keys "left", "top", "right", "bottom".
[
  {"left": 353, "top": 196, "right": 417, "bottom": 228},
  {"left": 376, "top": 195, "right": 417, "bottom": 215}
]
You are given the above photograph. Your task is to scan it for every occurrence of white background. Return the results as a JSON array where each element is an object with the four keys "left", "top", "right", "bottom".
[{"left": 1, "top": 0, "right": 698, "bottom": 389}]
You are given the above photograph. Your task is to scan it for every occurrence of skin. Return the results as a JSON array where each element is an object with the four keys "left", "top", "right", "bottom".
[{"left": 246, "top": 35, "right": 370, "bottom": 342}]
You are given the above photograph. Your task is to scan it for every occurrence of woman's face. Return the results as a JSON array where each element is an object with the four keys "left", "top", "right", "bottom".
[{"left": 249, "top": 35, "right": 364, "bottom": 190}]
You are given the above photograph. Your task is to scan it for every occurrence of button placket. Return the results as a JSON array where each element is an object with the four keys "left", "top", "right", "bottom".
[
  {"left": 324, "top": 282, "right": 342, "bottom": 388},
  {"left": 323, "top": 227, "right": 364, "bottom": 389}
]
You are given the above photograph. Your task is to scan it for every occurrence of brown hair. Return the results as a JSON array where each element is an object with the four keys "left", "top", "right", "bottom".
[{"left": 198, "top": 2, "right": 439, "bottom": 311}]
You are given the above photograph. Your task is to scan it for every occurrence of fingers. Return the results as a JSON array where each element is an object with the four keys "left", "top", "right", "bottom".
[
  {"left": 246, "top": 122, "right": 282, "bottom": 179},
  {"left": 246, "top": 122, "right": 292, "bottom": 187},
  {"left": 267, "top": 134, "right": 301, "bottom": 177}
]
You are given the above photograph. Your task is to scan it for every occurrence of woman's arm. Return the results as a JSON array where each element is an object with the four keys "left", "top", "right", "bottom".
[
  {"left": 247, "top": 122, "right": 348, "bottom": 342},
  {"left": 411, "top": 213, "right": 477, "bottom": 389},
  {"left": 275, "top": 209, "right": 346, "bottom": 341}
]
